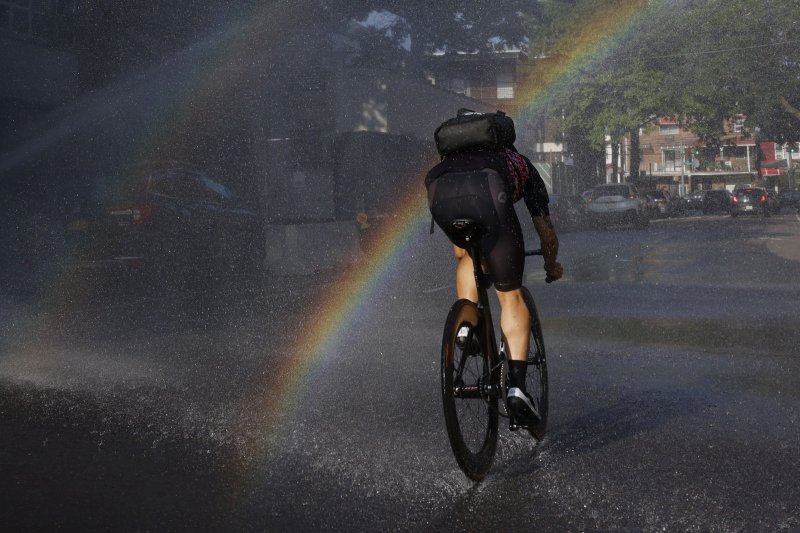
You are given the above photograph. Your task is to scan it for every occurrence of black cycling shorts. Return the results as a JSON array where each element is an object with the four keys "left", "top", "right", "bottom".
[{"left": 427, "top": 169, "right": 525, "bottom": 292}]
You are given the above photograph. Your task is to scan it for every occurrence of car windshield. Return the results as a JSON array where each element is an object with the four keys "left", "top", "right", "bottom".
[{"left": 592, "top": 185, "right": 630, "bottom": 199}]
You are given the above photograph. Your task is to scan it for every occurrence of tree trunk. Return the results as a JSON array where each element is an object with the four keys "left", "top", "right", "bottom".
[
  {"left": 611, "top": 142, "right": 619, "bottom": 182},
  {"left": 630, "top": 128, "right": 641, "bottom": 183}
]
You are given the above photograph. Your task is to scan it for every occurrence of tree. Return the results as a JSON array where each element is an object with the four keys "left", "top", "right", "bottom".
[
  {"left": 326, "top": 1, "right": 538, "bottom": 55},
  {"left": 521, "top": 0, "right": 675, "bottom": 183},
  {"left": 520, "top": 0, "right": 800, "bottom": 184},
  {"left": 54, "top": 1, "right": 542, "bottom": 88}
]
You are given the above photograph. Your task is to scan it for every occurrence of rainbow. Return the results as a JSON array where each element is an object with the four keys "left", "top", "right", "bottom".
[
  {"left": 2, "top": 0, "right": 660, "bottom": 492},
  {"left": 512, "top": 0, "right": 656, "bottom": 121},
  {"left": 227, "top": 168, "right": 433, "bottom": 485},
  {"left": 233, "top": 0, "right": 662, "bottom": 483}
]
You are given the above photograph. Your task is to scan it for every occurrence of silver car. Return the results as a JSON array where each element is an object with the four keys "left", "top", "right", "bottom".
[{"left": 586, "top": 183, "right": 649, "bottom": 228}]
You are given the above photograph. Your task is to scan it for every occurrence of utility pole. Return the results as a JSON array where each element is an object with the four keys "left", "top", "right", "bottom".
[
  {"left": 786, "top": 143, "right": 793, "bottom": 192},
  {"left": 680, "top": 139, "right": 686, "bottom": 196}
]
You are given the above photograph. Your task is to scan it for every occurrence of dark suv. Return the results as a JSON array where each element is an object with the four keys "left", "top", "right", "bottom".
[
  {"left": 70, "top": 164, "right": 263, "bottom": 289},
  {"left": 701, "top": 189, "right": 732, "bottom": 214},
  {"left": 731, "top": 187, "right": 769, "bottom": 217}
]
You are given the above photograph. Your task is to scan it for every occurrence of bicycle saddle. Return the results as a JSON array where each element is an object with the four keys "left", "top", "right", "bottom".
[{"left": 448, "top": 218, "right": 487, "bottom": 244}]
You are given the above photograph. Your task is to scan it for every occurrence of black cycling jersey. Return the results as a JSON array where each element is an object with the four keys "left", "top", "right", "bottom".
[
  {"left": 425, "top": 149, "right": 551, "bottom": 292},
  {"left": 425, "top": 149, "right": 550, "bottom": 220}
]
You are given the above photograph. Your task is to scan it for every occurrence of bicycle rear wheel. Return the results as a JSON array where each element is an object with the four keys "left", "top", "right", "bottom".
[
  {"left": 521, "top": 287, "right": 548, "bottom": 440},
  {"left": 441, "top": 299, "right": 499, "bottom": 481}
]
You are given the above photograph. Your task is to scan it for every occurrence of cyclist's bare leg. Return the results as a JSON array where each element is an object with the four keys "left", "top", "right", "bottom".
[
  {"left": 495, "top": 288, "right": 530, "bottom": 362},
  {"left": 453, "top": 245, "right": 478, "bottom": 302},
  {"left": 454, "top": 245, "right": 529, "bottom": 361}
]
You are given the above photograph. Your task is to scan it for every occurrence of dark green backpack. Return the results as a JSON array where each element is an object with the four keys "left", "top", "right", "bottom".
[{"left": 434, "top": 108, "right": 517, "bottom": 156}]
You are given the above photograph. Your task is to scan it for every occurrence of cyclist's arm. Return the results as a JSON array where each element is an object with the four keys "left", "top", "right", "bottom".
[
  {"left": 520, "top": 160, "right": 563, "bottom": 281},
  {"left": 532, "top": 215, "right": 563, "bottom": 281}
]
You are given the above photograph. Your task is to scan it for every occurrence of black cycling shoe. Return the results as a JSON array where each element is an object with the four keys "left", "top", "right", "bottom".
[{"left": 507, "top": 387, "right": 541, "bottom": 426}]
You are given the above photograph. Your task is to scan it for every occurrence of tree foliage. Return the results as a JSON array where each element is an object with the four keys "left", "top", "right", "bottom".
[
  {"left": 325, "top": 1, "right": 538, "bottom": 54},
  {"left": 54, "top": 0, "right": 541, "bottom": 87},
  {"left": 527, "top": 0, "right": 800, "bottom": 154},
  {"left": 55, "top": 0, "right": 800, "bottom": 156}
]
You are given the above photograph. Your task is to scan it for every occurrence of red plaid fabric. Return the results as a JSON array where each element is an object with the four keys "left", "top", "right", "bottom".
[{"left": 504, "top": 148, "right": 530, "bottom": 203}]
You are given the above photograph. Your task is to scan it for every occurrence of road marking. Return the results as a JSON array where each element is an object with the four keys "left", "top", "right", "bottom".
[{"left": 423, "top": 285, "right": 451, "bottom": 294}]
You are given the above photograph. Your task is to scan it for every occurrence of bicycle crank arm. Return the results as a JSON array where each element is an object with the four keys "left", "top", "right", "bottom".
[{"left": 454, "top": 383, "right": 501, "bottom": 399}]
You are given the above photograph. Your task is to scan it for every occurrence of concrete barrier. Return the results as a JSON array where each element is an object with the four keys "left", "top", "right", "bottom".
[{"left": 263, "top": 221, "right": 362, "bottom": 276}]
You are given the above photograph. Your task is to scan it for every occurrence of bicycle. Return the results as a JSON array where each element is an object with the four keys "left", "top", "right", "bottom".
[{"left": 440, "top": 218, "right": 549, "bottom": 481}]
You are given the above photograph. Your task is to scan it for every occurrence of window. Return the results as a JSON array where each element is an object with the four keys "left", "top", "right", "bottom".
[
  {"left": 195, "top": 173, "right": 231, "bottom": 203},
  {"left": 733, "top": 117, "right": 745, "bottom": 133},
  {"left": 659, "top": 124, "right": 679, "bottom": 135},
  {"left": 663, "top": 149, "right": 679, "bottom": 171},
  {"left": 497, "top": 72, "right": 514, "bottom": 99},
  {"left": 448, "top": 78, "right": 466, "bottom": 95}
]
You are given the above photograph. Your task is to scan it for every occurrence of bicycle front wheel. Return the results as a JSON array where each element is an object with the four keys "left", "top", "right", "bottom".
[
  {"left": 522, "top": 287, "right": 549, "bottom": 440},
  {"left": 441, "top": 299, "right": 499, "bottom": 481}
]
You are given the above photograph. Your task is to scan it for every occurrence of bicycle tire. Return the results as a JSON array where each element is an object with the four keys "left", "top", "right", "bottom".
[
  {"left": 441, "top": 298, "right": 499, "bottom": 481},
  {"left": 521, "top": 287, "right": 548, "bottom": 440}
]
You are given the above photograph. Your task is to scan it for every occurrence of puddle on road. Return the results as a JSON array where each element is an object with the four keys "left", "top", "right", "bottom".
[
  {"left": 569, "top": 252, "right": 652, "bottom": 283},
  {"left": 545, "top": 315, "right": 800, "bottom": 357},
  {"left": 565, "top": 241, "right": 699, "bottom": 284}
]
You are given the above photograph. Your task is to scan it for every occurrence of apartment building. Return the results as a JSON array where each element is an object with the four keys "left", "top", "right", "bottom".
[{"left": 635, "top": 117, "right": 794, "bottom": 194}]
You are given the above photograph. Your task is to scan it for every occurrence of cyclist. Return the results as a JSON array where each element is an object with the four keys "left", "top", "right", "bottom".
[{"left": 426, "top": 143, "right": 563, "bottom": 426}]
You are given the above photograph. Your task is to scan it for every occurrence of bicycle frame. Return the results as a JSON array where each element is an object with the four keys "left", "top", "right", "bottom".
[{"left": 463, "top": 238, "right": 503, "bottom": 400}]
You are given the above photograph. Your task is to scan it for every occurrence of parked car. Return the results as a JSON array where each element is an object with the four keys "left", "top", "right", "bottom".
[
  {"left": 586, "top": 183, "right": 649, "bottom": 228},
  {"left": 68, "top": 163, "right": 264, "bottom": 292},
  {"left": 642, "top": 194, "right": 660, "bottom": 219},
  {"left": 731, "top": 187, "right": 769, "bottom": 217},
  {"left": 766, "top": 189, "right": 781, "bottom": 214},
  {"left": 643, "top": 189, "right": 675, "bottom": 217},
  {"left": 781, "top": 190, "right": 800, "bottom": 208},
  {"left": 701, "top": 189, "right": 732, "bottom": 214},
  {"left": 682, "top": 190, "right": 705, "bottom": 212},
  {"left": 549, "top": 194, "right": 587, "bottom": 232}
]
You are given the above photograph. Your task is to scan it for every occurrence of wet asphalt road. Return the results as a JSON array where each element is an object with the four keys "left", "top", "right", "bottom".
[{"left": 1, "top": 210, "right": 800, "bottom": 531}]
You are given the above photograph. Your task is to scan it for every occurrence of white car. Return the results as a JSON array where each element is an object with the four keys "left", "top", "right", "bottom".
[{"left": 586, "top": 183, "right": 649, "bottom": 228}]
